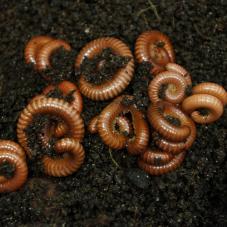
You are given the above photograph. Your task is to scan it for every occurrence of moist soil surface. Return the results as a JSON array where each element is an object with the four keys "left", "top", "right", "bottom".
[{"left": 0, "top": 0, "right": 227, "bottom": 226}]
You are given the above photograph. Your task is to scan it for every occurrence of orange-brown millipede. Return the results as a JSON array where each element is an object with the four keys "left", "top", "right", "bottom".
[
  {"left": 135, "top": 30, "right": 175, "bottom": 75},
  {"left": 88, "top": 115, "right": 132, "bottom": 135},
  {"left": 165, "top": 63, "right": 192, "bottom": 86},
  {"left": 147, "top": 102, "right": 190, "bottom": 142},
  {"left": 152, "top": 106, "right": 196, "bottom": 154},
  {"left": 126, "top": 106, "right": 149, "bottom": 155},
  {"left": 97, "top": 96, "right": 149, "bottom": 155},
  {"left": 42, "top": 81, "right": 83, "bottom": 138},
  {"left": 139, "top": 148, "right": 174, "bottom": 165},
  {"left": 182, "top": 94, "right": 224, "bottom": 124},
  {"left": 192, "top": 82, "right": 227, "bottom": 105},
  {"left": 0, "top": 140, "right": 28, "bottom": 192},
  {"left": 148, "top": 71, "right": 188, "bottom": 104},
  {"left": 24, "top": 36, "right": 53, "bottom": 65},
  {"left": 17, "top": 97, "right": 84, "bottom": 158},
  {"left": 138, "top": 151, "right": 186, "bottom": 175},
  {"left": 42, "top": 138, "right": 85, "bottom": 177},
  {"left": 36, "top": 39, "right": 71, "bottom": 72},
  {"left": 75, "top": 37, "right": 134, "bottom": 100}
]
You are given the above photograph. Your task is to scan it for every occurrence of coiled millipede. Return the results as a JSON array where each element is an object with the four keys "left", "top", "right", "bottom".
[
  {"left": 17, "top": 97, "right": 85, "bottom": 176},
  {"left": 89, "top": 95, "right": 149, "bottom": 155},
  {"left": 42, "top": 138, "right": 85, "bottom": 177},
  {"left": 138, "top": 148, "right": 186, "bottom": 175},
  {"left": 0, "top": 140, "right": 28, "bottom": 192},
  {"left": 182, "top": 82, "right": 227, "bottom": 124},
  {"left": 24, "top": 35, "right": 53, "bottom": 65},
  {"left": 148, "top": 70, "right": 189, "bottom": 104},
  {"left": 75, "top": 37, "right": 135, "bottom": 100},
  {"left": 24, "top": 36, "right": 72, "bottom": 80},
  {"left": 135, "top": 30, "right": 175, "bottom": 75},
  {"left": 165, "top": 63, "right": 192, "bottom": 86},
  {"left": 147, "top": 101, "right": 196, "bottom": 154},
  {"left": 88, "top": 115, "right": 132, "bottom": 136},
  {"left": 42, "top": 80, "right": 83, "bottom": 137}
]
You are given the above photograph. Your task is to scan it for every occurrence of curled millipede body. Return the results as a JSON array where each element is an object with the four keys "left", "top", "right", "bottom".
[
  {"left": 24, "top": 36, "right": 53, "bottom": 65},
  {"left": 152, "top": 104, "right": 196, "bottom": 154},
  {"left": 42, "top": 81, "right": 83, "bottom": 138},
  {"left": 182, "top": 94, "right": 224, "bottom": 124},
  {"left": 165, "top": 63, "right": 192, "bottom": 86},
  {"left": 0, "top": 140, "right": 28, "bottom": 192},
  {"left": 36, "top": 39, "right": 71, "bottom": 72},
  {"left": 148, "top": 71, "right": 188, "bottom": 104},
  {"left": 97, "top": 96, "right": 149, "bottom": 155},
  {"left": 17, "top": 97, "right": 84, "bottom": 158},
  {"left": 192, "top": 82, "right": 227, "bottom": 105},
  {"left": 138, "top": 150, "right": 186, "bottom": 175},
  {"left": 43, "top": 138, "right": 85, "bottom": 177},
  {"left": 139, "top": 149, "right": 173, "bottom": 165},
  {"left": 182, "top": 82, "right": 227, "bottom": 124},
  {"left": 147, "top": 102, "right": 190, "bottom": 142},
  {"left": 88, "top": 115, "right": 132, "bottom": 135},
  {"left": 75, "top": 37, "right": 134, "bottom": 100},
  {"left": 135, "top": 30, "right": 175, "bottom": 75}
]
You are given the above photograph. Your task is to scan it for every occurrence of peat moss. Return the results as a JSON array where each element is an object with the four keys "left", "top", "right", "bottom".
[{"left": 0, "top": 0, "right": 226, "bottom": 226}]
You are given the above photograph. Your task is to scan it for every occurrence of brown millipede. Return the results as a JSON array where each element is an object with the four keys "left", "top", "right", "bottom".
[
  {"left": 165, "top": 63, "right": 192, "bottom": 86},
  {"left": 152, "top": 105, "right": 196, "bottom": 154},
  {"left": 192, "top": 82, "right": 227, "bottom": 105},
  {"left": 17, "top": 97, "right": 84, "bottom": 158},
  {"left": 36, "top": 39, "right": 71, "bottom": 72},
  {"left": 147, "top": 102, "right": 190, "bottom": 142},
  {"left": 97, "top": 96, "right": 149, "bottom": 154},
  {"left": 75, "top": 37, "right": 134, "bottom": 100},
  {"left": 0, "top": 140, "right": 28, "bottom": 192},
  {"left": 88, "top": 115, "right": 132, "bottom": 136},
  {"left": 126, "top": 106, "right": 149, "bottom": 155},
  {"left": 42, "top": 138, "right": 85, "bottom": 177},
  {"left": 139, "top": 148, "right": 173, "bottom": 166},
  {"left": 135, "top": 30, "right": 175, "bottom": 75},
  {"left": 24, "top": 36, "right": 53, "bottom": 65},
  {"left": 182, "top": 94, "right": 224, "bottom": 124},
  {"left": 148, "top": 71, "right": 188, "bottom": 104},
  {"left": 42, "top": 81, "right": 83, "bottom": 137},
  {"left": 138, "top": 151, "right": 186, "bottom": 175}
]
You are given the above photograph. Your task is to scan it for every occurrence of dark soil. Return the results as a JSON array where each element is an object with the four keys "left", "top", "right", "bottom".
[{"left": 0, "top": 0, "right": 227, "bottom": 226}]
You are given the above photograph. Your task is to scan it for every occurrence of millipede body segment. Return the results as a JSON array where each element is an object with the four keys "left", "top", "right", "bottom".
[
  {"left": 135, "top": 30, "right": 175, "bottom": 75},
  {"left": 0, "top": 140, "right": 28, "bottom": 192},
  {"left": 75, "top": 37, "right": 135, "bottom": 100},
  {"left": 17, "top": 97, "right": 84, "bottom": 158}
]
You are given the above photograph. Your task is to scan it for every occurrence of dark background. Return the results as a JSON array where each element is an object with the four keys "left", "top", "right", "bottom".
[{"left": 0, "top": 0, "right": 226, "bottom": 226}]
